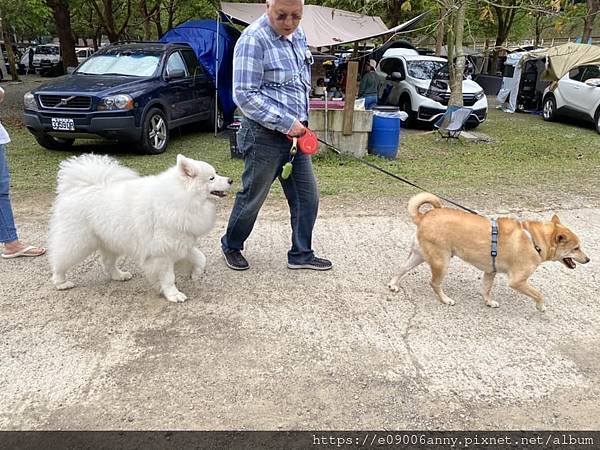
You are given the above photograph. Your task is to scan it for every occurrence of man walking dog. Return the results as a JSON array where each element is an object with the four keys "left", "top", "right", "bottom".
[{"left": 221, "top": 0, "right": 332, "bottom": 271}]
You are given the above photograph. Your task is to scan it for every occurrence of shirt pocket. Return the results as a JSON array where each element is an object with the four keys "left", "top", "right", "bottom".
[{"left": 263, "top": 59, "right": 296, "bottom": 87}]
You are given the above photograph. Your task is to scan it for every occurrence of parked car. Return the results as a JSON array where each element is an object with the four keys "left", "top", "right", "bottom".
[
  {"left": 76, "top": 47, "right": 94, "bottom": 65},
  {"left": 376, "top": 52, "right": 488, "bottom": 127},
  {"left": 31, "top": 44, "right": 62, "bottom": 76},
  {"left": 23, "top": 42, "right": 222, "bottom": 154},
  {"left": 542, "top": 64, "right": 600, "bottom": 133}
]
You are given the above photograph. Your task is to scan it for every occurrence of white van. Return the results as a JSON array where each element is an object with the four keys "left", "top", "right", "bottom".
[{"left": 31, "top": 44, "right": 61, "bottom": 75}]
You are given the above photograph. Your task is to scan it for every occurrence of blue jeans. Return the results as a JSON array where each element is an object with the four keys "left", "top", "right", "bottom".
[
  {"left": 221, "top": 118, "right": 319, "bottom": 264},
  {"left": 0, "top": 144, "right": 18, "bottom": 243},
  {"left": 364, "top": 95, "right": 378, "bottom": 110}
]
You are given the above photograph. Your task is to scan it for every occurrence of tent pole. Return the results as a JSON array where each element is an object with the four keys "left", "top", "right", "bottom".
[{"left": 214, "top": 12, "right": 220, "bottom": 137}]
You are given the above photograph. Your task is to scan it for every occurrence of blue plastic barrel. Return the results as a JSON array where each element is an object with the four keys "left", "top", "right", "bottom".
[{"left": 368, "top": 108, "right": 401, "bottom": 159}]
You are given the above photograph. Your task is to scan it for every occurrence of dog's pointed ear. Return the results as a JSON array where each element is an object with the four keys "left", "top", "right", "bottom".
[
  {"left": 177, "top": 154, "right": 196, "bottom": 178},
  {"left": 551, "top": 214, "right": 561, "bottom": 224}
]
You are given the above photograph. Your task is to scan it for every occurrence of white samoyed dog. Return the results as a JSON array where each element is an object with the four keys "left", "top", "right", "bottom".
[{"left": 48, "top": 153, "right": 232, "bottom": 302}]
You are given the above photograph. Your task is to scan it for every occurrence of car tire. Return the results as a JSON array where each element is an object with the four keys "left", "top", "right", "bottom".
[
  {"left": 35, "top": 134, "right": 75, "bottom": 151},
  {"left": 542, "top": 96, "right": 556, "bottom": 121},
  {"left": 399, "top": 96, "right": 415, "bottom": 126},
  {"left": 206, "top": 97, "right": 225, "bottom": 132},
  {"left": 595, "top": 108, "right": 600, "bottom": 135},
  {"left": 138, "top": 107, "right": 169, "bottom": 154}
]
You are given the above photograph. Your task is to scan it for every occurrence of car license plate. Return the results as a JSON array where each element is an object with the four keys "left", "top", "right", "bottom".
[{"left": 51, "top": 118, "right": 75, "bottom": 131}]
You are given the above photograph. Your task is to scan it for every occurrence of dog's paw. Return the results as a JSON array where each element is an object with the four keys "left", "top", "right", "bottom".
[
  {"left": 55, "top": 281, "right": 75, "bottom": 290},
  {"left": 487, "top": 300, "right": 500, "bottom": 308},
  {"left": 441, "top": 297, "right": 455, "bottom": 306},
  {"left": 165, "top": 291, "right": 188, "bottom": 303},
  {"left": 536, "top": 302, "right": 546, "bottom": 312},
  {"left": 112, "top": 271, "right": 132, "bottom": 282}
]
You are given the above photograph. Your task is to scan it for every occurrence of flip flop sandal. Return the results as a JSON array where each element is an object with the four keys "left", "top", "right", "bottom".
[{"left": 1, "top": 245, "right": 47, "bottom": 259}]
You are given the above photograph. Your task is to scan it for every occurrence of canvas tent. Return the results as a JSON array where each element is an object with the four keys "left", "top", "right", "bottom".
[
  {"left": 497, "top": 43, "right": 600, "bottom": 113},
  {"left": 220, "top": 2, "right": 427, "bottom": 49},
  {"left": 160, "top": 19, "right": 240, "bottom": 124},
  {"left": 534, "top": 42, "right": 600, "bottom": 81}
]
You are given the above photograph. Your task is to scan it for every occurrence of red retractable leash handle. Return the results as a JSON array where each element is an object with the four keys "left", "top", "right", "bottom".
[{"left": 287, "top": 127, "right": 319, "bottom": 155}]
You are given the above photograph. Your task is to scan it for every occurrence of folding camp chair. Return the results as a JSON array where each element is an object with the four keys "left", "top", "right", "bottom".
[{"left": 434, "top": 105, "right": 473, "bottom": 144}]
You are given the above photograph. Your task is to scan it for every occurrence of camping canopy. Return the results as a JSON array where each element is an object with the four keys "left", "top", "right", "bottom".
[
  {"left": 220, "top": 2, "right": 427, "bottom": 49},
  {"left": 160, "top": 19, "right": 240, "bottom": 122},
  {"left": 535, "top": 42, "right": 600, "bottom": 81}
]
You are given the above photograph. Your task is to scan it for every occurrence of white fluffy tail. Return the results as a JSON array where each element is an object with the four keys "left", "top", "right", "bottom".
[{"left": 56, "top": 154, "right": 138, "bottom": 194}]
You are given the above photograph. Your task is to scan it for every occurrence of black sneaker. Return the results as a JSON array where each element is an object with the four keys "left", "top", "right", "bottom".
[
  {"left": 287, "top": 257, "right": 332, "bottom": 271},
  {"left": 223, "top": 250, "right": 249, "bottom": 270}
]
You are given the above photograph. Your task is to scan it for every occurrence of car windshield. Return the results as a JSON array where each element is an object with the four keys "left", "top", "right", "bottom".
[
  {"left": 77, "top": 52, "right": 160, "bottom": 77},
  {"left": 36, "top": 46, "right": 59, "bottom": 55},
  {"left": 407, "top": 60, "right": 447, "bottom": 80}
]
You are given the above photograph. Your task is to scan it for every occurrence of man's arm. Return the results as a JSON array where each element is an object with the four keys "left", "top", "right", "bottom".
[{"left": 233, "top": 35, "right": 300, "bottom": 135}]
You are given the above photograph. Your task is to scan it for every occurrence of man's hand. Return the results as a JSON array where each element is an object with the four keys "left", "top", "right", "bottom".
[
  {"left": 0, "top": 88, "right": 4, "bottom": 104},
  {"left": 288, "top": 120, "right": 306, "bottom": 137}
]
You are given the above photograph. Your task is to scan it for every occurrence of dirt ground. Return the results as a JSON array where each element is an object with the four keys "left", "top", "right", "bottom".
[
  {"left": 1, "top": 194, "right": 599, "bottom": 430},
  {"left": 1, "top": 76, "right": 599, "bottom": 431}
]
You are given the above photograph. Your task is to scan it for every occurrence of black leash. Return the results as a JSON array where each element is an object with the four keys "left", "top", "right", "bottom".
[{"left": 316, "top": 137, "right": 480, "bottom": 215}]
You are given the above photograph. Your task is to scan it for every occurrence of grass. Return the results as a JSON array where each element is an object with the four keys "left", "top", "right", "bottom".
[{"left": 6, "top": 108, "right": 600, "bottom": 207}]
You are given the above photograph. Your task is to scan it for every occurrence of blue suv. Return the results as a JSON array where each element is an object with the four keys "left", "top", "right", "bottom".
[{"left": 23, "top": 42, "right": 220, "bottom": 154}]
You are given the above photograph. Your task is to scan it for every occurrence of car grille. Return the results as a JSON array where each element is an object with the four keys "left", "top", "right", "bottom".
[
  {"left": 432, "top": 93, "right": 478, "bottom": 107},
  {"left": 38, "top": 95, "right": 92, "bottom": 110}
]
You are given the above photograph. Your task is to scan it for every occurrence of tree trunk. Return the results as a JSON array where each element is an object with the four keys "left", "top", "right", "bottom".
[
  {"left": 448, "top": 0, "right": 466, "bottom": 107},
  {"left": 435, "top": 7, "right": 445, "bottom": 57},
  {"left": 46, "top": 0, "right": 78, "bottom": 70},
  {"left": 582, "top": 0, "right": 600, "bottom": 43},
  {"left": 140, "top": 0, "right": 160, "bottom": 40},
  {"left": 0, "top": 19, "right": 19, "bottom": 81},
  {"left": 91, "top": 0, "right": 132, "bottom": 43},
  {"left": 154, "top": 6, "right": 163, "bottom": 38}
]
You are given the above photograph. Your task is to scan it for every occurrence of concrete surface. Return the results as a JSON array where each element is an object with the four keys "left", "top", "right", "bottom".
[
  {"left": 1, "top": 197, "right": 598, "bottom": 430},
  {"left": 310, "top": 109, "right": 373, "bottom": 158}
]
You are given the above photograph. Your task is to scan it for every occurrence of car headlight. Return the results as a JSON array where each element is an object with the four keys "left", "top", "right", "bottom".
[
  {"left": 98, "top": 94, "right": 134, "bottom": 111},
  {"left": 416, "top": 87, "right": 429, "bottom": 97},
  {"left": 24, "top": 92, "right": 37, "bottom": 110},
  {"left": 474, "top": 90, "right": 485, "bottom": 101}
]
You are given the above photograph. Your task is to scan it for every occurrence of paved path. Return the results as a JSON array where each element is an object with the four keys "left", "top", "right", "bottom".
[{"left": 1, "top": 199, "right": 598, "bottom": 430}]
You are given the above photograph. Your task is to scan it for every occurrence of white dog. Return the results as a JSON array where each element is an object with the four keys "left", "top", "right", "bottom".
[{"left": 48, "top": 154, "right": 232, "bottom": 302}]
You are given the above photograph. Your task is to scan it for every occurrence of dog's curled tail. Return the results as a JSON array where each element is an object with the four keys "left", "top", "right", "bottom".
[
  {"left": 56, "top": 154, "right": 138, "bottom": 194},
  {"left": 408, "top": 192, "right": 443, "bottom": 225}
]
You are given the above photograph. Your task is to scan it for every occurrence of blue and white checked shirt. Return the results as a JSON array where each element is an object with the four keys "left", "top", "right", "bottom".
[{"left": 232, "top": 14, "right": 312, "bottom": 135}]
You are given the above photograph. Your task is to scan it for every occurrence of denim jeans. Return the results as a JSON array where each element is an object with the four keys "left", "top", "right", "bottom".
[
  {"left": 221, "top": 118, "right": 319, "bottom": 264},
  {"left": 364, "top": 95, "right": 378, "bottom": 110},
  {"left": 0, "top": 144, "right": 18, "bottom": 243}
]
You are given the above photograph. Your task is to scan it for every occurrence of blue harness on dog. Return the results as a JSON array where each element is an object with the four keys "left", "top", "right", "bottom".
[{"left": 491, "top": 218, "right": 499, "bottom": 272}]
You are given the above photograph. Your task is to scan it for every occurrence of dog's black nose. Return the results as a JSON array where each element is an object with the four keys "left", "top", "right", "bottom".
[
  {"left": 585, "top": 257, "right": 590, "bottom": 263},
  {"left": 227, "top": 178, "right": 233, "bottom": 185}
]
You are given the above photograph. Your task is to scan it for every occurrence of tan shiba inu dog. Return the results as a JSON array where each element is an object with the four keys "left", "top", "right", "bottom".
[{"left": 388, "top": 193, "right": 590, "bottom": 311}]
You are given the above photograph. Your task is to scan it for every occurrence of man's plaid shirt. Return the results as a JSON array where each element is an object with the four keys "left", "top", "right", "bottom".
[{"left": 232, "top": 14, "right": 312, "bottom": 134}]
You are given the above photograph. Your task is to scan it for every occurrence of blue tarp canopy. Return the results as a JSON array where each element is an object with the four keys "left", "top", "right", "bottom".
[{"left": 160, "top": 19, "right": 240, "bottom": 122}]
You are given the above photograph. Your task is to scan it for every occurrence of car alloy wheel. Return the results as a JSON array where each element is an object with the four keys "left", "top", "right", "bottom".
[
  {"left": 543, "top": 97, "right": 555, "bottom": 121},
  {"left": 149, "top": 114, "right": 167, "bottom": 151}
]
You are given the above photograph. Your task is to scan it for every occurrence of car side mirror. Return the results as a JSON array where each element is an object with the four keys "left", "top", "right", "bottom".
[
  {"left": 585, "top": 78, "right": 600, "bottom": 87},
  {"left": 166, "top": 69, "right": 185, "bottom": 80},
  {"left": 66, "top": 66, "right": 76, "bottom": 74},
  {"left": 388, "top": 71, "right": 405, "bottom": 82}
]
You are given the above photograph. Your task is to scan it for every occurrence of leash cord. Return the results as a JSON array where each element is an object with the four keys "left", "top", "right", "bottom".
[{"left": 316, "top": 137, "right": 480, "bottom": 215}]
